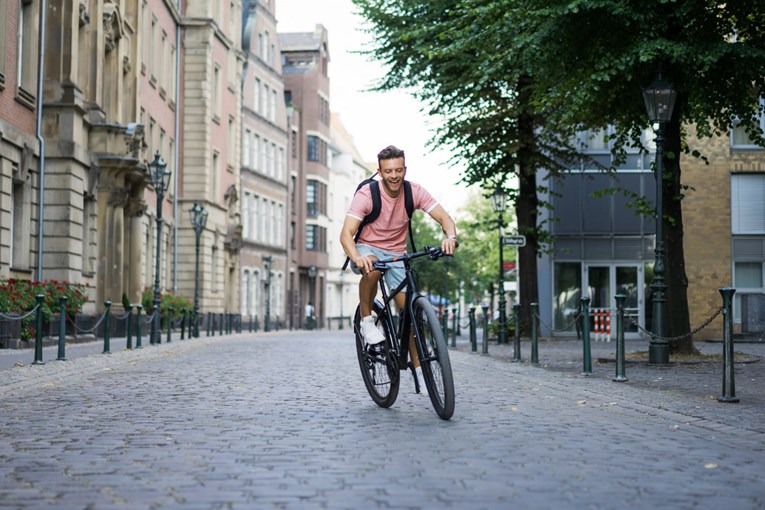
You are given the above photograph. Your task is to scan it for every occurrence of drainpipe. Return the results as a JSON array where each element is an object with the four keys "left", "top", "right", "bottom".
[
  {"left": 172, "top": 0, "right": 181, "bottom": 291},
  {"left": 35, "top": 0, "right": 48, "bottom": 280}
]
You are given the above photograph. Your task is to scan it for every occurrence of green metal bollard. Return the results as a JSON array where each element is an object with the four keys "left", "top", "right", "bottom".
[
  {"left": 32, "top": 294, "right": 45, "bottom": 365},
  {"left": 718, "top": 287, "right": 739, "bottom": 403},
  {"left": 441, "top": 312, "right": 448, "bottom": 343},
  {"left": 167, "top": 307, "right": 173, "bottom": 343},
  {"left": 481, "top": 305, "right": 489, "bottom": 355},
  {"left": 125, "top": 305, "right": 133, "bottom": 350},
  {"left": 136, "top": 305, "right": 143, "bottom": 349},
  {"left": 219, "top": 313, "right": 224, "bottom": 336},
  {"left": 450, "top": 308, "right": 457, "bottom": 349},
  {"left": 206, "top": 312, "right": 211, "bottom": 336},
  {"left": 180, "top": 309, "right": 186, "bottom": 340},
  {"left": 57, "top": 296, "right": 68, "bottom": 361},
  {"left": 581, "top": 297, "right": 592, "bottom": 375},
  {"left": 613, "top": 294, "right": 628, "bottom": 382},
  {"left": 513, "top": 304, "right": 521, "bottom": 363},
  {"left": 469, "top": 307, "right": 477, "bottom": 353},
  {"left": 103, "top": 301, "right": 112, "bottom": 354},
  {"left": 531, "top": 302, "right": 539, "bottom": 366}
]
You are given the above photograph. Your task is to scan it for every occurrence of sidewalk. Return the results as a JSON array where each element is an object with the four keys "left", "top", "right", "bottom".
[{"left": 452, "top": 330, "right": 765, "bottom": 433}]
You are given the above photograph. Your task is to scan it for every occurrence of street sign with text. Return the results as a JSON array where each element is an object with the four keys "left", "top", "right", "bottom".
[{"left": 503, "top": 235, "right": 526, "bottom": 247}]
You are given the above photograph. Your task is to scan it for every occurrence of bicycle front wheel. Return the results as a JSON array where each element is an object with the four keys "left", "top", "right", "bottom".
[
  {"left": 413, "top": 297, "right": 455, "bottom": 420},
  {"left": 354, "top": 304, "right": 400, "bottom": 408}
]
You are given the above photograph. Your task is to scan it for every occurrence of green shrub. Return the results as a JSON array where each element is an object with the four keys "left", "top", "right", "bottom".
[{"left": 0, "top": 279, "right": 89, "bottom": 339}]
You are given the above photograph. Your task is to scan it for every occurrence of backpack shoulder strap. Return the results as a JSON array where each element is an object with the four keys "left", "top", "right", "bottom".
[
  {"left": 403, "top": 181, "right": 416, "bottom": 252},
  {"left": 342, "top": 179, "right": 381, "bottom": 270}
]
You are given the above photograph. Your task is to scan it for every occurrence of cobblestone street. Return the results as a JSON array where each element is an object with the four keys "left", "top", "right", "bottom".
[{"left": 1, "top": 330, "right": 763, "bottom": 509}]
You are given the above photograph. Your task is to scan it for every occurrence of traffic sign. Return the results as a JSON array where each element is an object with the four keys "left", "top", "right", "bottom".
[{"left": 503, "top": 235, "right": 526, "bottom": 247}]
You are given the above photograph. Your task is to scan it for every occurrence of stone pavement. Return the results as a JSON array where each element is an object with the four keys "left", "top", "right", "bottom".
[{"left": 0, "top": 330, "right": 763, "bottom": 509}]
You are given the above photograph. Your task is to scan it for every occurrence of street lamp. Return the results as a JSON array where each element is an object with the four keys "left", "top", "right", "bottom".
[
  {"left": 308, "top": 265, "right": 317, "bottom": 330},
  {"left": 189, "top": 202, "right": 208, "bottom": 338},
  {"left": 491, "top": 185, "right": 508, "bottom": 345},
  {"left": 263, "top": 255, "right": 273, "bottom": 332},
  {"left": 148, "top": 151, "right": 171, "bottom": 345},
  {"left": 642, "top": 71, "right": 677, "bottom": 365}
]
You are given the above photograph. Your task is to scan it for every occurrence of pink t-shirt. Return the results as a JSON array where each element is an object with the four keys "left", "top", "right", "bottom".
[{"left": 347, "top": 180, "right": 438, "bottom": 253}]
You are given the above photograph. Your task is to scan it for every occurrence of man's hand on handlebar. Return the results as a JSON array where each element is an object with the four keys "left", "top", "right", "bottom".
[{"left": 353, "top": 254, "right": 376, "bottom": 275}]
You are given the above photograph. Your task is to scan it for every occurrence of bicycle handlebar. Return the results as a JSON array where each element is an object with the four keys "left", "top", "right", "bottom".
[{"left": 372, "top": 246, "right": 451, "bottom": 270}]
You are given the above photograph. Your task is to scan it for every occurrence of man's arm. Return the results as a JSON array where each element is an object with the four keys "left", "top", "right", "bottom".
[
  {"left": 340, "top": 215, "right": 375, "bottom": 274},
  {"left": 427, "top": 204, "right": 458, "bottom": 255}
]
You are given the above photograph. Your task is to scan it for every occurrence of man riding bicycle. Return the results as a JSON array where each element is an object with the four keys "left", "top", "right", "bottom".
[{"left": 340, "top": 145, "right": 458, "bottom": 393}]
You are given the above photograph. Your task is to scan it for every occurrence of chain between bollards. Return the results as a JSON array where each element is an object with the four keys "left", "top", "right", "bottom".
[{"left": 718, "top": 287, "right": 739, "bottom": 403}]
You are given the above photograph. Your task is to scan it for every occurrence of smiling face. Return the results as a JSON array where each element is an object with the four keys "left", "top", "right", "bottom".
[{"left": 377, "top": 157, "right": 407, "bottom": 197}]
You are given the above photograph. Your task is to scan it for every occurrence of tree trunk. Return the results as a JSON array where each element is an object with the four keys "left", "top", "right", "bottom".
[{"left": 663, "top": 106, "right": 696, "bottom": 355}]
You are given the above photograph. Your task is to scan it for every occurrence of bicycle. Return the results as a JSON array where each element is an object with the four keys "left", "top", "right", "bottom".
[{"left": 353, "top": 246, "right": 455, "bottom": 420}]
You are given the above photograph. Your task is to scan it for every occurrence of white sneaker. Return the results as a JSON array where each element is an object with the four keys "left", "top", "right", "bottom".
[
  {"left": 415, "top": 367, "right": 430, "bottom": 397},
  {"left": 360, "top": 315, "right": 385, "bottom": 345}
]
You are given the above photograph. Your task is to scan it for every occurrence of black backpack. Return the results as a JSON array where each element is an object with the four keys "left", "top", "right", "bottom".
[{"left": 342, "top": 177, "right": 416, "bottom": 270}]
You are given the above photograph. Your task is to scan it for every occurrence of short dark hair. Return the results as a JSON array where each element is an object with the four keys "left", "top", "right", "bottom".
[{"left": 377, "top": 145, "right": 405, "bottom": 165}]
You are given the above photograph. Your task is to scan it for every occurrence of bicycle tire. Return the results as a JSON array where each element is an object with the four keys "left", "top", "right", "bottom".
[
  {"left": 354, "top": 304, "right": 400, "bottom": 408},
  {"left": 413, "top": 297, "right": 455, "bottom": 420}
]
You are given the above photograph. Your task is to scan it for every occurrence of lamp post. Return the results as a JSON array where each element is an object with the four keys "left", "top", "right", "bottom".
[
  {"left": 491, "top": 185, "right": 508, "bottom": 345},
  {"left": 263, "top": 255, "right": 273, "bottom": 332},
  {"left": 308, "top": 265, "right": 317, "bottom": 330},
  {"left": 147, "top": 152, "right": 171, "bottom": 345},
  {"left": 642, "top": 71, "right": 677, "bottom": 365},
  {"left": 189, "top": 202, "right": 208, "bottom": 338}
]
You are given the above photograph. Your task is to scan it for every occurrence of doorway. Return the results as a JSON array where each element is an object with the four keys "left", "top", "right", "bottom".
[{"left": 585, "top": 264, "right": 643, "bottom": 337}]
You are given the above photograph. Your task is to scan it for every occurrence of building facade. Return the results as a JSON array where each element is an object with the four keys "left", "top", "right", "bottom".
[
  {"left": 239, "top": 0, "right": 290, "bottom": 329},
  {"left": 537, "top": 122, "right": 765, "bottom": 341},
  {"left": 1, "top": 0, "right": 244, "bottom": 325},
  {"left": 325, "top": 113, "right": 371, "bottom": 329},
  {"left": 279, "top": 25, "right": 331, "bottom": 329},
  {"left": 1, "top": 0, "right": 41, "bottom": 283}
]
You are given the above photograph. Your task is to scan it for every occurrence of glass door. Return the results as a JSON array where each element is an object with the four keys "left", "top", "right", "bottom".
[{"left": 585, "top": 264, "right": 643, "bottom": 338}]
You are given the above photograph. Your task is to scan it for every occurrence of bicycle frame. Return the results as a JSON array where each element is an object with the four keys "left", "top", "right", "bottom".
[{"left": 372, "top": 249, "right": 441, "bottom": 373}]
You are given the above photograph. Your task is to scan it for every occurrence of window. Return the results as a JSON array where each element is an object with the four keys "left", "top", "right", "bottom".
[
  {"left": 251, "top": 194, "right": 259, "bottom": 240},
  {"left": 212, "top": 151, "right": 220, "bottom": 200},
  {"left": 306, "top": 225, "right": 326, "bottom": 252},
  {"left": 731, "top": 174, "right": 765, "bottom": 234},
  {"left": 731, "top": 101, "right": 765, "bottom": 149},
  {"left": 242, "top": 192, "right": 250, "bottom": 237},
  {"left": 307, "top": 180, "right": 318, "bottom": 217},
  {"left": 271, "top": 90, "right": 277, "bottom": 122},
  {"left": 307, "top": 136, "right": 318, "bottom": 161},
  {"left": 16, "top": 0, "right": 39, "bottom": 105},
  {"left": 307, "top": 135, "right": 327, "bottom": 165},
  {"left": 261, "top": 83, "right": 268, "bottom": 115},
  {"left": 253, "top": 135, "right": 260, "bottom": 171},
  {"left": 10, "top": 178, "right": 30, "bottom": 270},
  {"left": 242, "top": 270, "right": 250, "bottom": 315},
  {"left": 277, "top": 147, "right": 284, "bottom": 181},
  {"left": 213, "top": 65, "right": 222, "bottom": 119},
  {"left": 243, "top": 129, "right": 251, "bottom": 167},
  {"left": 277, "top": 204, "right": 284, "bottom": 246},
  {"left": 82, "top": 194, "right": 95, "bottom": 274},
  {"left": 0, "top": 4, "right": 7, "bottom": 85},
  {"left": 254, "top": 78, "right": 260, "bottom": 113},
  {"left": 228, "top": 116, "right": 235, "bottom": 169}
]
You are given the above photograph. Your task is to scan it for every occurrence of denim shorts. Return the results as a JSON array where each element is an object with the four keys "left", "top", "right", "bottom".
[{"left": 351, "top": 244, "right": 406, "bottom": 291}]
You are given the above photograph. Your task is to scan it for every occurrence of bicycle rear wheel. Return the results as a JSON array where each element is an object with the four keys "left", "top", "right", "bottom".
[
  {"left": 354, "top": 304, "right": 400, "bottom": 408},
  {"left": 413, "top": 297, "right": 455, "bottom": 420}
]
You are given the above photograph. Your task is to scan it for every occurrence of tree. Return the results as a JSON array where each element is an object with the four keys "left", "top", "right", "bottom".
[
  {"left": 517, "top": 0, "right": 765, "bottom": 353},
  {"left": 353, "top": 0, "right": 582, "bottom": 329},
  {"left": 354, "top": 0, "right": 765, "bottom": 354}
]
